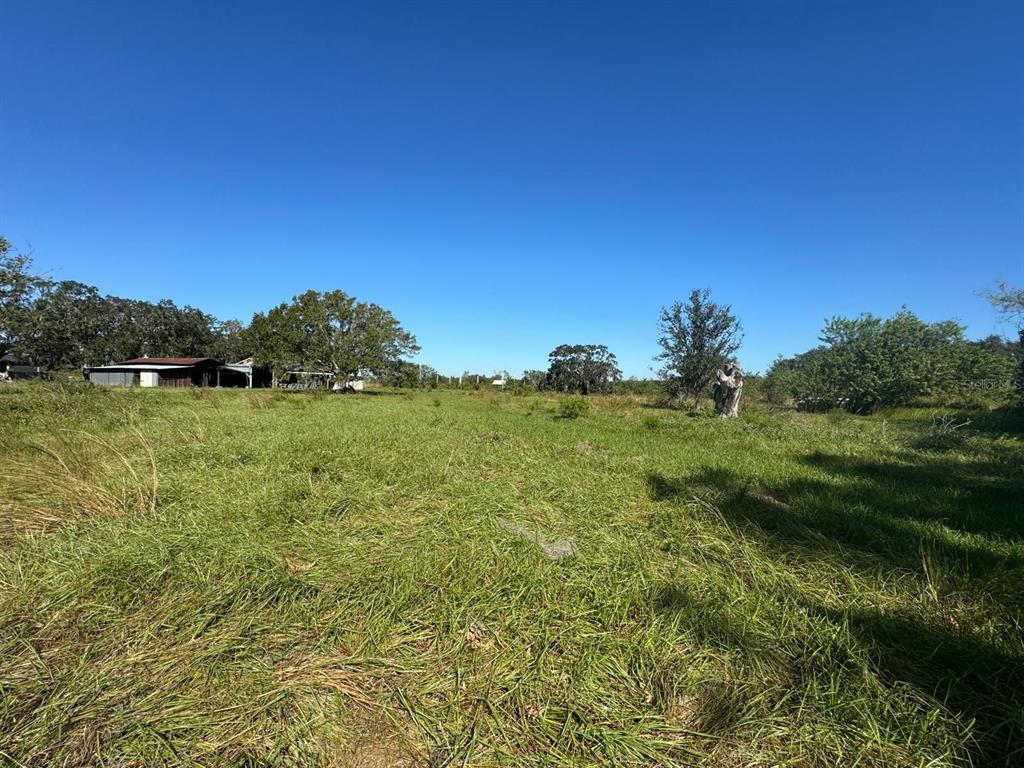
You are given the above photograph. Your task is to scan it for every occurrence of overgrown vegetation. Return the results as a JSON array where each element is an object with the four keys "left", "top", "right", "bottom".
[
  {"left": 765, "top": 309, "right": 1020, "bottom": 412},
  {"left": 1, "top": 383, "right": 1021, "bottom": 766}
]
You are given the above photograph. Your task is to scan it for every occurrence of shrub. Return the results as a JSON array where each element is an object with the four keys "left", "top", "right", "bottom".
[
  {"left": 559, "top": 396, "right": 590, "bottom": 420},
  {"left": 765, "top": 310, "right": 1018, "bottom": 413}
]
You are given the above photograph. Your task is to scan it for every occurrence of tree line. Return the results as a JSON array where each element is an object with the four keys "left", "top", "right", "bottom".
[
  {"left": 0, "top": 237, "right": 417, "bottom": 384},
  {"left": 3, "top": 235, "right": 1021, "bottom": 408},
  {"left": 511, "top": 286, "right": 1021, "bottom": 412}
]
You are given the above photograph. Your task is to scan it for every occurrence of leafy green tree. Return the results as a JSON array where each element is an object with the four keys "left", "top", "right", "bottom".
[
  {"left": 208, "top": 319, "right": 249, "bottom": 363},
  {"left": 17, "top": 280, "right": 109, "bottom": 368},
  {"left": 247, "top": 289, "right": 419, "bottom": 384},
  {"left": 132, "top": 300, "right": 216, "bottom": 358},
  {"left": 376, "top": 361, "right": 440, "bottom": 388},
  {"left": 0, "top": 237, "right": 48, "bottom": 360},
  {"left": 2, "top": 234, "right": 240, "bottom": 369},
  {"left": 656, "top": 288, "right": 743, "bottom": 406},
  {"left": 545, "top": 344, "right": 621, "bottom": 394},
  {"left": 762, "top": 349, "right": 825, "bottom": 406}
]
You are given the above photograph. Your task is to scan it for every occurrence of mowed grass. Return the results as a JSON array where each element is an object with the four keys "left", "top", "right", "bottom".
[{"left": 1, "top": 384, "right": 1022, "bottom": 767}]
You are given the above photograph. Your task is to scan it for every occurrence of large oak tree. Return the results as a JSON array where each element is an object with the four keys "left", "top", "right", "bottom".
[
  {"left": 246, "top": 289, "right": 419, "bottom": 384},
  {"left": 545, "top": 344, "right": 621, "bottom": 394}
]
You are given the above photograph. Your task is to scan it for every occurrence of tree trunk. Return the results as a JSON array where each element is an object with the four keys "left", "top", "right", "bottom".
[{"left": 713, "top": 362, "right": 744, "bottom": 418}]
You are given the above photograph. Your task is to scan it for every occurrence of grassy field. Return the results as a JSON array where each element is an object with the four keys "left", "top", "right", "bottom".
[{"left": 1, "top": 384, "right": 1022, "bottom": 767}]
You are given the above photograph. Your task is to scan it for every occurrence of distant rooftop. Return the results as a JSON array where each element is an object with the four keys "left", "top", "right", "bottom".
[{"left": 119, "top": 357, "right": 216, "bottom": 366}]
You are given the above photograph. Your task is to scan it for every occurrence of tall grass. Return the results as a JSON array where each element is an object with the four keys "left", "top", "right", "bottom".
[{"left": 0, "top": 384, "right": 1021, "bottom": 766}]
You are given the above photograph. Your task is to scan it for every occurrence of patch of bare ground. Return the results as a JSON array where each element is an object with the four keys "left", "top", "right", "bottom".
[{"left": 273, "top": 652, "right": 426, "bottom": 767}]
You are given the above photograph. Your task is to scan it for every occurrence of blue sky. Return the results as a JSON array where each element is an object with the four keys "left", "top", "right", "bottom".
[{"left": 2, "top": 1, "right": 1021, "bottom": 376}]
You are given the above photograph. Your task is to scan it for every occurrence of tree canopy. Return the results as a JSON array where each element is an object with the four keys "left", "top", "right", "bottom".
[
  {"left": 0, "top": 237, "right": 47, "bottom": 360},
  {"left": 765, "top": 309, "right": 1017, "bottom": 412},
  {"left": 247, "top": 289, "right": 419, "bottom": 382},
  {"left": 0, "top": 237, "right": 251, "bottom": 369},
  {"left": 544, "top": 344, "right": 621, "bottom": 394}
]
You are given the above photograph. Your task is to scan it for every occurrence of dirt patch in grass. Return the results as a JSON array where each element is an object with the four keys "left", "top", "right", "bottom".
[{"left": 274, "top": 652, "right": 426, "bottom": 766}]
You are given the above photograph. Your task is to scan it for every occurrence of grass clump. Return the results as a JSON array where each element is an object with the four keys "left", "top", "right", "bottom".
[
  {"left": 0, "top": 384, "right": 1022, "bottom": 766},
  {"left": 558, "top": 395, "right": 590, "bottom": 420}
]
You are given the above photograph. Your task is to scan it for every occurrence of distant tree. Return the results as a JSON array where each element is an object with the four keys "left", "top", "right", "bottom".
[
  {"left": 521, "top": 369, "right": 547, "bottom": 389},
  {"left": 0, "top": 237, "right": 48, "bottom": 360},
  {"left": 545, "top": 344, "right": 621, "bottom": 394},
  {"left": 762, "top": 349, "right": 824, "bottom": 406},
  {"left": 376, "top": 360, "right": 419, "bottom": 388},
  {"left": 614, "top": 377, "right": 664, "bottom": 396},
  {"left": 247, "top": 289, "right": 419, "bottom": 385},
  {"left": 331, "top": 359, "right": 441, "bottom": 389},
  {"left": 132, "top": 300, "right": 216, "bottom": 358},
  {"left": 970, "top": 334, "right": 1020, "bottom": 360},
  {"left": 17, "top": 280, "right": 108, "bottom": 368},
  {"left": 74, "top": 296, "right": 217, "bottom": 364},
  {"left": 457, "top": 371, "right": 490, "bottom": 389},
  {"left": 656, "top": 289, "right": 743, "bottom": 406},
  {"left": 209, "top": 319, "right": 248, "bottom": 363}
]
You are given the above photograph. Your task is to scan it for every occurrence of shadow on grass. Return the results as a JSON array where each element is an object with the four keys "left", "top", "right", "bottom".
[
  {"left": 646, "top": 437, "right": 1024, "bottom": 766},
  {"left": 826, "top": 603, "right": 1023, "bottom": 761}
]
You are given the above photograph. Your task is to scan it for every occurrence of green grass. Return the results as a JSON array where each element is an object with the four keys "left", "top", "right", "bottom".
[{"left": 1, "top": 383, "right": 1022, "bottom": 767}]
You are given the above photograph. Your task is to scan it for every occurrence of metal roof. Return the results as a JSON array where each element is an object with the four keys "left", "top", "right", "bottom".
[
  {"left": 88, "top": 364, "right": 193, "bottom": 371},
  {"left": 119, "top": 357, "right": 217, "bottom": 366}
]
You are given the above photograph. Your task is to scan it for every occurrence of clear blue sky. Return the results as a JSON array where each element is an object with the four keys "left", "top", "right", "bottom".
[{"left": 2, "top": 1, "right": 1021, "bottom": 376}]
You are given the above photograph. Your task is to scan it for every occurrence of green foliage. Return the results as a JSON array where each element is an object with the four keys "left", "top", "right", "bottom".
[
  {"left": 656, "top": 288, "right": 743, "bottom": 406},
  {"left": 2, "top": 236, "right": 420, "bottom": 379},
  {"left": 766, "top": 310, "right": 1017, "bottom": 412},
  {"left": 614, "top": 378, "right": 664, "bottom": 396},
  {"left": 986, "top": 280, "right": 1024, "bottom": 403},
  {"left": 0, "top": 237, "right": 48, "bottom": 360},
  {"left": 1, "top": 236, "right": 243, "bottom": 368},
  {"left": 246, "top": 289, "right": 419, "bottom": 382},
  {"left": 641, "top": 414, "right": 661, "bottom": 430},
  {"left": 558, "top": 395, "right": 590, "bottom": 419},
  {"left": 376, "top": 361, "right": 440, "bottom": 389},
  {"left": 208, "top": 319, "right": 249, "bottom": 363},
  {"left": 544, "top": 344, "right": 621, "bottom": 395},
  {"left": 520, "top": 369, "right": 547, "bottom": 390}
]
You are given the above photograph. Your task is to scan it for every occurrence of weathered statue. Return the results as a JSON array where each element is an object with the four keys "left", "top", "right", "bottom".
[{"left": 713, "top": 361, "right": 743, "bottom": 418}]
